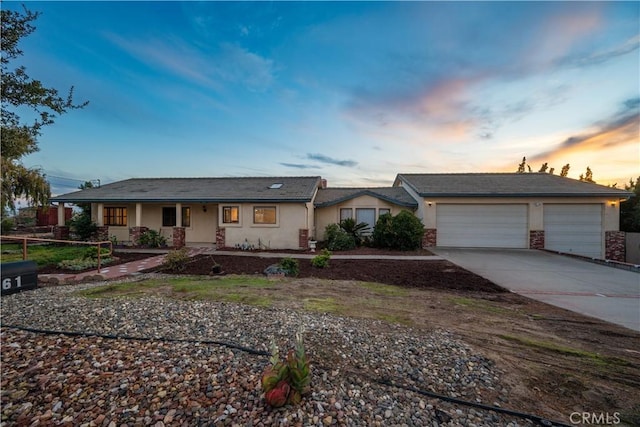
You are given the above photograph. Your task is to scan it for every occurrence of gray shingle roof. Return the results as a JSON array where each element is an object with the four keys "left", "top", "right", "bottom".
[
  {"left": 395, "top": 173, "right": 633, "bottom": 198},
  {"left": 51, "top": 177, "right": 322, "bottom": 203},
  {"left": 314, "top": 187, "right": 417, "bottom": 208}
]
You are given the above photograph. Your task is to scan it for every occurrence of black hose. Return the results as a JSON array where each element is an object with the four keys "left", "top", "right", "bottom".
[
  {"left": 3, "top": 324, "right": 571, "bottom": 426},
  {"left": 375, "top": 378, "right": 570, "bottom": 427},
  {"left": 2, "top": 324, "right": 269, "bottom": 356}
]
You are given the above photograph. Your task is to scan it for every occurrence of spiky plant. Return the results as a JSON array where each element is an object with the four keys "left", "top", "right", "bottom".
[{"left": 287, "top": 327, "right": 311, "bottom": 397}]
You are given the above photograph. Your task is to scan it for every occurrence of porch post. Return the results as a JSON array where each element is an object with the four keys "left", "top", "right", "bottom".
[
  {"left": 135, "top": 203, "right": 142, "bottom": 227},
  {"left": 97, "top": 203, "right": 104, "bottom": 226},
  {"left": 57, "top": 203, "right": 66, "bottom": 226},
  {"left": 54, "top": 203, "right": 70, "bottom": 240},
  {"left": 173, "top": 203, "right": 185, "bottom": 248}
]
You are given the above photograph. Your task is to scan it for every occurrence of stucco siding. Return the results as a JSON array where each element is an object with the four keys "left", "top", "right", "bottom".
[
  {"left": 219, "top": 203, "right": 308, "bottom": 249},
  {"left": 315, "top": 195, "right": 409, "bottom": 241}
]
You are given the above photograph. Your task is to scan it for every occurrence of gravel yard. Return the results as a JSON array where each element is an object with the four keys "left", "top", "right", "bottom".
[{"left": 2, "top": 279, "right": 533, "bottom": 427}]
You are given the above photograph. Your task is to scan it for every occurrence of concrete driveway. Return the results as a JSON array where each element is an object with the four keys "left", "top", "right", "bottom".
[{"left": 431, "top": 248, "right": 640, "bottom": 332}]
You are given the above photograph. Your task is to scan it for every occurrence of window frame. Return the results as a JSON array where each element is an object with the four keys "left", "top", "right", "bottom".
[
  {"left": 253, "top": 205, "right": 277, "bottom": 225},
  {"left": 222, "top": 206, "right": 240, "bottom": 224},
  {"left": 161, "top": 206, "right": 191, "bottom": 227},
  {"left": 104, "top": 207, "right": 127, "bottom": 227},
  {"left": 340, "top": 208, "right": 353, "bottom": 221}
]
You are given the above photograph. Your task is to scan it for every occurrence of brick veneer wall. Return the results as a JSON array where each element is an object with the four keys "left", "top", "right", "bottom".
[
  {"left": 299, "top": 229, "right": 309, "bottom": 249},
  {"left": 529, "top": 230, "right": 545, "bottom": 249},
  {"left": 173, "top": 227, "right": 185, "bottom": 248},
  {"left": 129, "top": 226, "right": 149, "bottom": 245},
  {"left": 422, "top": 228, "right": 437, "bottom": 248},
  {"left": 605, "top": 231, "right": 625, "bottom": 262},
  {"left": 53, "top": 226, "right": 69, "bottom": 240},
  {"left": 216, "top": 227, "right": 226, "bottom": 248}
]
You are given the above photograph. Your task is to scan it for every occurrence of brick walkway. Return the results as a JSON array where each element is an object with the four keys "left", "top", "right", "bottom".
[{"left": 38, "top": 248, "right": 215, "bottom": 285}]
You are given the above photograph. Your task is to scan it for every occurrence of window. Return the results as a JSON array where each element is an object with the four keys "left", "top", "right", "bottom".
[
  {"left": 356, "top": 208, "right": 376, "bottom": 234},
  {"left": 223, "top": 206, "right": 239, "bottom": 224},
  {"left": 104, "top": 207, "right": 127, "bottom": 226},
  {"left": 269, "top": 183, "right": 284, "bottom": 189},
  {"left": 162, "top": 207, "right": 191, "bottom": 227},
  {"left": 340, "top": 208, "right": 353, "bottom": 221},
  {"left": 254, "top": 206, "right": 276, "bottom": 224},
  {"left": 379, "top": 208, "right": 391, "bottom": 216}
]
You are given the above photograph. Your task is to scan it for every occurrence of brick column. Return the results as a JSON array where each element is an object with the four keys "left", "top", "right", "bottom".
[
  {"left": 216, "top": 227, "right": 226, "bottom": 248},
  {"left": 422, "top": 228, "right": 437, "bottom": 248},
  {"left": 129, "top": 226, "right": 149, "bottom": 245},
  {"left": 53, "top": 226, "right": 70, "bottom": 240},
  {"left": 96, "top": 226, "right": 109, "bottom": 241},
  {"left": 529, "top": 230, "right": 545, "bottom": 249},
  {"left": 299, "top": 229, "right": 309, "bottom": 249},
  {"left": 173, "top": 227, "right": 186, "bottom": 248},
  {"left": 605, "top": 231, "right": 625, "bottom": 262}
]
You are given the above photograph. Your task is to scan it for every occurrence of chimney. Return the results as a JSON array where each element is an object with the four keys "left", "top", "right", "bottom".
[{"left": 320, "top": 179, "right": 327, "bottom": 189}]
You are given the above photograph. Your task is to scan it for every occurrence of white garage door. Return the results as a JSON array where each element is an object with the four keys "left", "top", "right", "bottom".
[
  {"left": 437, "top": 204, "right": 528, "bottom": 248},
  {"left": 544, "top": 204, "right": 602, "bottom": 258}
]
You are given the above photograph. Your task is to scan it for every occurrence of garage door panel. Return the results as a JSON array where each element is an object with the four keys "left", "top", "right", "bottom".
[
  {"left": 437, "top": 204, "right": 528, "bottom": 248},
  {"left": 544, "top": 204, "right": 602, "bottom": 258}
]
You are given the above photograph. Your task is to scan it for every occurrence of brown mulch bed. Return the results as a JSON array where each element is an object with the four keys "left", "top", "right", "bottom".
[
  {"left": 159, "top": 254, "right": 506, "bottom": 293},
  {"left": 37, "top": 247, "right": 504, "bottom": 293}
]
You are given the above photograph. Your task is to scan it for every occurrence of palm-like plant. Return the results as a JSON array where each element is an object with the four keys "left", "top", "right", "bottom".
[{"left": 339, "top": 218, "right": 370, "bottom": 246}]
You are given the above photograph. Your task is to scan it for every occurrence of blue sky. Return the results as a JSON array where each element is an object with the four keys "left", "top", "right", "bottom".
[{"left": 5, "top": 1, "right": 639, "bottom": 195}]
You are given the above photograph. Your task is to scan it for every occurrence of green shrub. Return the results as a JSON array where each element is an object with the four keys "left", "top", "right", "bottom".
[
  {"left": 372, "top": 213, "right": 394, "bottom": 248},
  {"left": 83, "top": 246, "right": 111, "bottom": 259},
  {"left": 58, "top": 256, "right": 114, "bottom": 271},
  {"left": 373, "top": 210, "right": 424, "bottom": 250},
  {"left": 69, "top": 211, "right": 97, "bottom": 240},
  {"left": 392, "top": 210, "right": 424, "bottom": 250},
  {"left": 311, "top": 249, "right": 331, "bottom": 268},
  {"left": 1, "top": 217, "right": 14, "bottom": 234},
  {"left": 338, "top": 218, "right": 370, "bottom": 247},
  {"left": 324, "top": 224, "right": 356, "bottom": 251},
  {"left": 162, "top": 248, "right": 189, "bottom": 271},
  {"left": 279, "top": 257, "right": 299, "bottom": 277},
  {"left": 138, "top": 229, "right": 167, "bottom": 248}
]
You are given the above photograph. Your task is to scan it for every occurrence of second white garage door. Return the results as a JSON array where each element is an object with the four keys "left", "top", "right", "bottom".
[
  {"left": 544, "top": 204, "right": 602, "bottom": 258},
  {"left": 437, "top": 204, "right": 528, "bottom": 248}
]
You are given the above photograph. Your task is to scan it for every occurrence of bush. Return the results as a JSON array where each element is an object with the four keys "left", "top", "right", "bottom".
[
  {"left": 1, "top": 217, "right": 14, "bottom": 234},
  {"left": 338, "top": 218, "right": 370, "bottom": 247},
  {"left": 162, "top": 248, "right": 190, "bottom": 271},
  {"left": 138, "top": 229, "right": 167, "bottom": 247},
  {"left": 373, "top": 210, "right": 424, "bottom": 250},
  {"left": 83, "top": 246, "right": 111, "bottom": 259},
  {"left": 311, "top": 249, "right": 331, "bottom": 268},
  {"left": 372, "top": 213, "right": 394, "bottom": 248},
  {"left": 279, "top": 257, "right": 299, "bottom": 277},
  {"left": 69, "top": 211, "right": 97, "bottom": 240},
  {"left": 57, "top": 257, "right": 114, "bottom": 271},
  {"left": 324, "top": 224, "right": 356, "bottom": 251}
]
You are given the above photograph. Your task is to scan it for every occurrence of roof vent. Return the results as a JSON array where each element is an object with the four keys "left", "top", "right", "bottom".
[{"left": 269, "top": 183, "right": 284, "bottom": 189}]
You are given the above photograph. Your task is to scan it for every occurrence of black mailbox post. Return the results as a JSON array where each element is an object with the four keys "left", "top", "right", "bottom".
[{"left": 1, "top": 261, "right": 38, "bottom": 295}]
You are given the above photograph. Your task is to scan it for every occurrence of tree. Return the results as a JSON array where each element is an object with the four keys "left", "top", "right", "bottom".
[
  {"left": 620, "top": 177, "right": 640, "bottom": 232},
  {"left": 560, "top": 164, "right": 570, "bottom": 177},
  {"left": 579, "top": 167, "right": 595, "bottom": 183},
  {"left": 68, "top": 181, "right": 97, "bottom": 240},
  {"left": 1, "top": 7, "right": 87, "bottom": 212}
]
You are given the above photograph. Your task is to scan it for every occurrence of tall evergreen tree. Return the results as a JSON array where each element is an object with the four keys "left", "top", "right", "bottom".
[{"left": 1, "top": 7, "right": 87, "bottom": 212}]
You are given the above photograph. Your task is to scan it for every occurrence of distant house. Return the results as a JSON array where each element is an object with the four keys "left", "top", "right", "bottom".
[{"left": 50, "top": 172, "right": 632, "bottom": 260}]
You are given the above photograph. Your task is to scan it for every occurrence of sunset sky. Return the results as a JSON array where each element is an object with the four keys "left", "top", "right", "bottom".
[{"left": 5, "top": 1, "right": 639, "bottom": 195}]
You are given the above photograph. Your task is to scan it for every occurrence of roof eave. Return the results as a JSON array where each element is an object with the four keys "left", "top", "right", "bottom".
[{"left": 416, "top": 192, "right": 633, "bottom": 198}]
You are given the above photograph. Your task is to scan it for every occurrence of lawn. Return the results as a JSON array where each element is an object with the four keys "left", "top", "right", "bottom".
[{"left": 0, "top": 243, "right": 94, "bottom": 266}]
